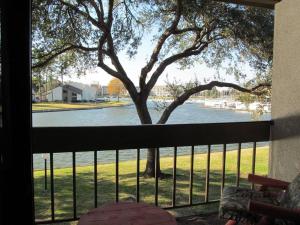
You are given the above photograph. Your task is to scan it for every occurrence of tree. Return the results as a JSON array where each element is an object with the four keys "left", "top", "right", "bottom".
[
  {"left": 32, "top": 0, "right": 273, "bottom": 177},
  {"left": 108, "top": 78, "right": 125, "bottom": 101},
  {"left": 205, "top": 87, "right": 220, "bottom": 98}
]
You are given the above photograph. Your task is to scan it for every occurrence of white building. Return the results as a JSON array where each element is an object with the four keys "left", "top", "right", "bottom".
[
  {"left": 151, "top": 85, "right": 169, "bottom": 97},
  {"left": 99, "top": 85, "right": 108, "bottom": 96},
  {"left": 67, "top": 81, "right": 97, "bottom": 101},
  {"left": 46, "top": 84, "right": 82, "bottom": 102}
]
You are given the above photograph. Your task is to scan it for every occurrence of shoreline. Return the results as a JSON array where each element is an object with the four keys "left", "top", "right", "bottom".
[{"left": 32, "top": 102, "right": 133, "bottom": 113}]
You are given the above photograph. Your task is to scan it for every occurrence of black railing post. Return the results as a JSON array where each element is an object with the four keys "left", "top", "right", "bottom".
[
  {"left": 116, "top": 149, "right": 119, "bottom": 202},
  {"left": 251, "top": 142, "right": 257, "bottom": 190},
  {"left": 72, "top": 152, "right": 77, "bottom": 219},
  {"left": 221, "top": 144, "right": 227, "bottom": 193},
  {"left": 155, "top": 148, "right": 159, "bottom": 206},
  {"left": 205, "top": 145, "right": 211, "bottom": 203},
  {"left": 94, "top": 151, "right": 98, "bottom": 208},
  {"left": 44, "top": 158, "right": 47, "bottom": 191},
  {"left": 236, "top": 143, "right": 242, "bottom": 187},
  {"left": 172, "top": 147, "right": 177, "bottom": 207},
  {"left": 136, "top": 149, "right": 140, "bottom": 203},
  {"left": 189, "top": 146, "right": 194, "bottom": 205},
  {"left": 50, "top": 153, "right": 55, "bottom": 221}
]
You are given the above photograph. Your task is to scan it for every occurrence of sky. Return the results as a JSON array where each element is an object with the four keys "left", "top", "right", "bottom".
[
  {"left": 66, "top": 57, "right": 221, "bottom": 86},
  {"left": 65, "top": 26, "right": 255, "bottom": 87}
]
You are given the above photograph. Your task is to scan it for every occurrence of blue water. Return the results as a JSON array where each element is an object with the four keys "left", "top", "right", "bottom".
[{"left": 33, "top": 101, "right": 271, "bottom": 169}]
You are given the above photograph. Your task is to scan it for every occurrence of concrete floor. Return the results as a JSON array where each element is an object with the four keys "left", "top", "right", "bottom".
[{"left": 177, "top": 213, "right": 227, "bottom": 225}]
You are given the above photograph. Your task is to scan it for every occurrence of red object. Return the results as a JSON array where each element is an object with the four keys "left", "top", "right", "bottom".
[
  {"left": 225, "top": 220, "right": 237, "bottom": 225},
  {"left": 223, "top": 174, "right": 296, "bottom": 225},
  {"left": 248, "top": 200, "right": 300, "bottom": 222},
  {"left": 78, "top": 202, "right": 177, "bottom": 225},
  {"left": 248, "top": 174, "right": 290, "bottom": 190}
]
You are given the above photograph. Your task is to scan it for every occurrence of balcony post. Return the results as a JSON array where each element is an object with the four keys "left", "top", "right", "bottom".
[{"left": 0, "top": 0, "right": 34, "bottom": 224}]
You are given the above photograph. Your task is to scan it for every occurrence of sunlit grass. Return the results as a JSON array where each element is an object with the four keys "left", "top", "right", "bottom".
[
  {"left": 32, "top": 101, "right": 130, "bottom": 111},
  {"left": 34, "top": 146, "right": 269, "bottom": 224}
]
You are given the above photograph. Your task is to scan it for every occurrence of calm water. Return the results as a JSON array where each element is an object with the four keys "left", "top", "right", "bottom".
[{"left": 33, "top": 101, "right": 271, "bottom": 169}]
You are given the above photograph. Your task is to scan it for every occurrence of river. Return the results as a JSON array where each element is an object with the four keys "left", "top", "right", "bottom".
[{"left": 33, "top": 101, "right": 271, "bottom": 169}]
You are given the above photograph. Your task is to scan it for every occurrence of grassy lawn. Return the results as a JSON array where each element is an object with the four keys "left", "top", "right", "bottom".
[
  {"left": 34, "top": 146, "right": 269, "bottom": 224},
  {"left": 32, "top": 101, "right": 130, "bottom": 111}
]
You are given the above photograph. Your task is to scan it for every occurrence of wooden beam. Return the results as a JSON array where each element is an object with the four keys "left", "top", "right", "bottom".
[
  {"left": 214, "top": 0, "right": 281, "bottom": 9},
  {"left": 32, "top": 121, "right": 272, "bottom": 153}
]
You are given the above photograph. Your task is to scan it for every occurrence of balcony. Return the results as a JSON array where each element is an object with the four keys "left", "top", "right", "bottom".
[
  {"left": 4, "top": 1, "right": 300, "bottom": 225},
  {"left": 32, "top": 121, "right": 271, "bottom": 224}
]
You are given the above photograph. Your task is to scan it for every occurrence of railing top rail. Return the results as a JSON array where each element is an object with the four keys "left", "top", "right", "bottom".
[{"left": 32, "top": 121, "right": 272, "bottom": 153}]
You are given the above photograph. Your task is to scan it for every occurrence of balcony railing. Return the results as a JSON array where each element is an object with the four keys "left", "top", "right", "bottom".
[{"left": 32, "top": 121, "right": 272, "bottom": 224}]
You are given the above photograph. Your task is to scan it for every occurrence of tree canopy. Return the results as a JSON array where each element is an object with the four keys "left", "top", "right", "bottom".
[{"left": 32, "top": 0, "right": 273, "bottom": 87}]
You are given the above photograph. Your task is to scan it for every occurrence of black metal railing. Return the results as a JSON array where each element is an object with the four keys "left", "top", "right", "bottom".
[{"left": 32, "top": 121, "right": 272, "bottom": 224}]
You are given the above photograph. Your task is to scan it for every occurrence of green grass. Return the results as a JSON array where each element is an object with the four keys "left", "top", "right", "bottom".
[
  {"left": 32, "top": 101, "right": 130, "bottom": 111},
  {"left": 34, "top": 146, "right": 269, "bottom": 224}
]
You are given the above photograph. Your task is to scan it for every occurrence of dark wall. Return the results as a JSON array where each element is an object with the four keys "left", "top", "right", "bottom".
[{"left": 1, "top": 0, "right": 34, "bottom": 224}]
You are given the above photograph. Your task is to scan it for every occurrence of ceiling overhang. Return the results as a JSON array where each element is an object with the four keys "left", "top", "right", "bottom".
[{"left": 214, "top": 0, "right": 281, "bottom": 9}]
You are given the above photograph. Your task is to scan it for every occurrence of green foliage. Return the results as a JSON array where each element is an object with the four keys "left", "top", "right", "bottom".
[
  {"left": 205, "top": 87, "right": 220, "bottom": 98},
  {"left": 142, "top": 1, "right": 273, "bottom": 72},
  {"left": 32, "top": 0, "right": 274, "bottom": 80},
  {"left": 236, "top": 92, "right": 256, "bottom": 106},
  {"left": 32, "top": 0, "right": 143, "bottom": 73}
]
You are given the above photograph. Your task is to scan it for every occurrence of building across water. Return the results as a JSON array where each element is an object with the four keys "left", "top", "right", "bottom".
[
  {"left": 45, "top": 84, "right": 82, "bottom": 102},
  {"left": 36, "top": 80, "right": 111, "bottom": 102}
]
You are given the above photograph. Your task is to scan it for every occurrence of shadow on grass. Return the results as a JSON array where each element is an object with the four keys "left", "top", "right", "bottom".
[{"left": 34, "top": 168, "right": 251, "bottom": 222}]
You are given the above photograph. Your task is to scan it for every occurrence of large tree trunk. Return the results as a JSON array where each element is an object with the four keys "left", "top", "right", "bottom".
[
  {"left": 135, "top": 96, "right": 162, "bottom": 178},
  {"left": 144, "top": 148, "right": 161, "bottom": 178}
]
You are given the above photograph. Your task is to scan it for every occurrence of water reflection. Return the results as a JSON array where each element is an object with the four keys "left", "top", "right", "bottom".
[{"left": 33, "top": 102, "right": 270, "bottom": 127}]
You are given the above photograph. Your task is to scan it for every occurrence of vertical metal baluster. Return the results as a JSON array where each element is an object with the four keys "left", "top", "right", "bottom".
[
  {"left": 116, "top": 149, "right": 119, "bottom": 202},
  {"left": 155, "top": 148, "right": 159, "bottom": 206},
  {"left": 94, "top": 150, "right": 98, "bottom": 208},
  {"left": 44, "top": 157, "right": 47, "bottom": 190},
  {"left": 205, "top": 145, "right": 211, "bottom": 203},
  {"left": 136, "top": 148, "right": 140, "bottom": 203},
  {"left": 252, "top": 142, "right": 257, "bottom": 190},
  {"left": 50, "top": 152, "right": 55, "bottom": 221},
  {"left": 221, "top": 144, "right": 226, "bottom": 193},
  {"left": 72, "top": 152, "right": 77, "bottom": 219},
  {"left": 189, "top": 145, "right": 194, "bottom": 205},
  {"left": 172, "top": 147, "right": 177, "bottom": 207},
  {"left": 236, "top": 143, "right": 241, "bottom": 187}
]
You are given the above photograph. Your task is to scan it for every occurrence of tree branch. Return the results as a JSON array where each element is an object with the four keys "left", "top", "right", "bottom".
[
  {"left": 146, "top": 43, "right": 209, "bottom": 94},
  {"left": 32, "top": 44, "right": 98, "bottom": 69},
  {"left": 98, "top": 59, "right": 138, "bottom": 101},
  {"left": 59, "top": 0, "right": 100, "bottom": 28},
  {"left": 103, "top": 0, "right": 126, "bottom": 76},
  {"left": 85, "top": 0, "right": 102, "bottom": 23},
  {"left": 157, "top": 81, "right": 271, "bottom": 124},
  {"left": 144, "top": 22, "right": 222, "bottom": 95},
  {"left": 139, "top": 0, "right": 182, "bottom": 89},
  {"left": 92, "top": 0, "right": 138, "bottom": 101},
  {"left": 97, "top": 61, "right": 122, "bottom": 79},
  {"left": 107, "top": 0, "right": 114, "bottom": 28},
  {"left": 97, "top": 0, "right": 104, "bottom": 21},
  {"left": 173, "top": 26, "right": 203, "bottom": 34}
]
